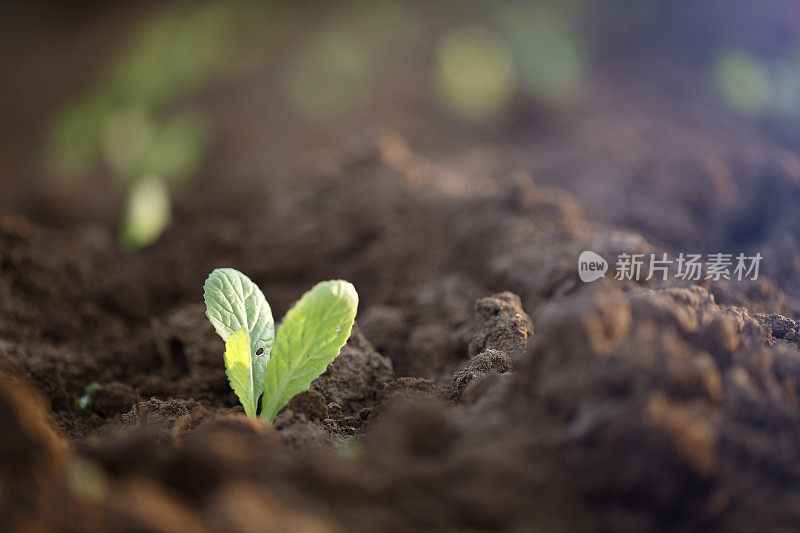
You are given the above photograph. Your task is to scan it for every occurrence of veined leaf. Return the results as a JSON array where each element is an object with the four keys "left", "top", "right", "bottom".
[
  {"left": 204, "top": 268, "right": 274, "bottom": 409},
  {"left": 261, "top": 280, "right": 358, "bottom": 421},
  {"left": 224, "top": 328, "right": 256, "bottom": 416}
]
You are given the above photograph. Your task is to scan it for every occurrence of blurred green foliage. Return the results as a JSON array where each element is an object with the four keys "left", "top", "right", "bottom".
[
  {"left": 103, "top": 3, "right": 236, "bottom": 108},
  {"left": 435, "top": 26, "right": 516, "bottom": 122},
  {"left": 281, "top": 0, "right": 423, "bottom": 120},
  {"left": 44, "top": 0, "right": 612, "bottom": 248},
  {"left": 46, "top": 3, "right": 238, "bottom": 179},
  {"left": 712, "top": 46, "right": 800, "bottom": 120},
  {"left": 499, "top": 4, "right": 586, "bottom": 105},
  {"left": 714, "top": 49, "right": 772, "bottom": 115},
  {"left": 101, "top": 108, "right": 209, "bottom": 191},
  {"left": 118, "top": 174, "right": 171, "bottom": 251},
  {"left": 44, "top": 1, "right": 266, "bottom": 250},
  {"left": 283, "top": 30, "right": 373, "bottom": 119},
  {"left": 46, "top": 93, "right": 113, "bottom": 178},
  {"left": 74, "top": 382, "right": 101, "bottom": 413}
]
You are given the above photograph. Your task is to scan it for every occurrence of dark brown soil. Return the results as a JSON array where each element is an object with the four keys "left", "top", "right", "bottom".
[{"left": 3, "top": 3, "right": 800, "bottom": 532}]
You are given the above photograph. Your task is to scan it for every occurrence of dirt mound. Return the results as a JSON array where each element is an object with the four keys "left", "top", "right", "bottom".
[{"left": 1, "top": 128, "right": 800, "bottom": 531}]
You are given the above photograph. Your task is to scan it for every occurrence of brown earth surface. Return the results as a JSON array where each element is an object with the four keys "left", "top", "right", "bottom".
[{"left": 3, "top": 4, "right": 800, "bottom": 532}]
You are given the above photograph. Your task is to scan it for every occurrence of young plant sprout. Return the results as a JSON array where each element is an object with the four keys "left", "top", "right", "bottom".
[
  {"left": 203, "top": 268, "right": 358, "bottom": 421},
  {"left": 74, "top": 382, "right": 101, "bottom": 413}
]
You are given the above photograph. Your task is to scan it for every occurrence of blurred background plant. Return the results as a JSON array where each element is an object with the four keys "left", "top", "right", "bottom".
[
  {"left": 43, "top": 1, "right": 274, "bottom": 249},
  {"left": 25, "top": 0, "right": 800, "bottom": 249}
]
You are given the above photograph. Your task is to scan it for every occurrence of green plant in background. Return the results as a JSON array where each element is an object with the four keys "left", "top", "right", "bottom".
[
  {"left": 434, "top": 25, "right": 516, "bottom": 122},
  {"left": 43, "top": 0, "right": 603, "bottom": 248},
  {"left": 44, "top": 2, "right": 273, "bottom": 250},
  {"left": 74, "top": 382, "right": 101, "bottom": 413},
  {"left": 714, "top": 48, "right": 772, "bottom": 116},
  {"left": 280, "top": 0, "right": 422, "bottom": 121},
  {"left": 203, "top": 268, "right": 358, "bottom": 420},
  {"left": 282, "top": 30, "right": 373, "bottom": 120},
  {"left": 118, "top": 174, "right": 172, "bottom": 251},
  {"left": 497, "top": 4, "right": 586, "bottom": 106}
]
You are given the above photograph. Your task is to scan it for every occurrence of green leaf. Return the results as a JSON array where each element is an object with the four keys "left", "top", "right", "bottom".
[
  {"left": 261, "top": 280, "right": 358, "bottom": 421},
  {"left": 224, "top": 328, "right": 256, "bottom": 416},
  {"left": 204, "top": 268, "right": 274, "bottom": 409},
  {"left": 118, "top": 174, "right": 172, "bottom": 250}
]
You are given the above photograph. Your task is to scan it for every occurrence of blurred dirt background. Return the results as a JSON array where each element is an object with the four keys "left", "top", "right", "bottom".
[{"left": 2, "top": 1, "right": 800, "bottom": 532}]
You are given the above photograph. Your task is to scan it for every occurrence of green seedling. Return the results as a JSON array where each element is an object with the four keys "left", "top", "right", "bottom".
[
  {"left": 75, "top": 382, "right": 101, "bottom": 413},
  {"left": 203, "top": 268, "right": 358, "bottom": 421}
]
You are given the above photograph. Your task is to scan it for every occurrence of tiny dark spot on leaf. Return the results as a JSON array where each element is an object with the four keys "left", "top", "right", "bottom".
[{"left": 256, "top": 348, "right": 264, "bottom": 355}]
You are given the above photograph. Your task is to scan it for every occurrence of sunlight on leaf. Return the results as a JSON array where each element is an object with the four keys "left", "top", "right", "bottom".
[
  {"left": 204, "top": 268, "right": 275, "bottom": 411},
  {"left": 262, "top": 280, "right": 358, "bottom": 421},
  {"left": 224, "top": 328, "right": 257, "bottom": 417}
]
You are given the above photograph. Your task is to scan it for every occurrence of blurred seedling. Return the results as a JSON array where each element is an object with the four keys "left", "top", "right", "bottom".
[
  {"left": 44, "top": 2, "right": 275, "bottom": 250},
  {"left": 203, "top": 268, "right": 358, "bottom": 421},
  {"left": 74, "top": 382, "right": 101, "bottom": 413}
]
